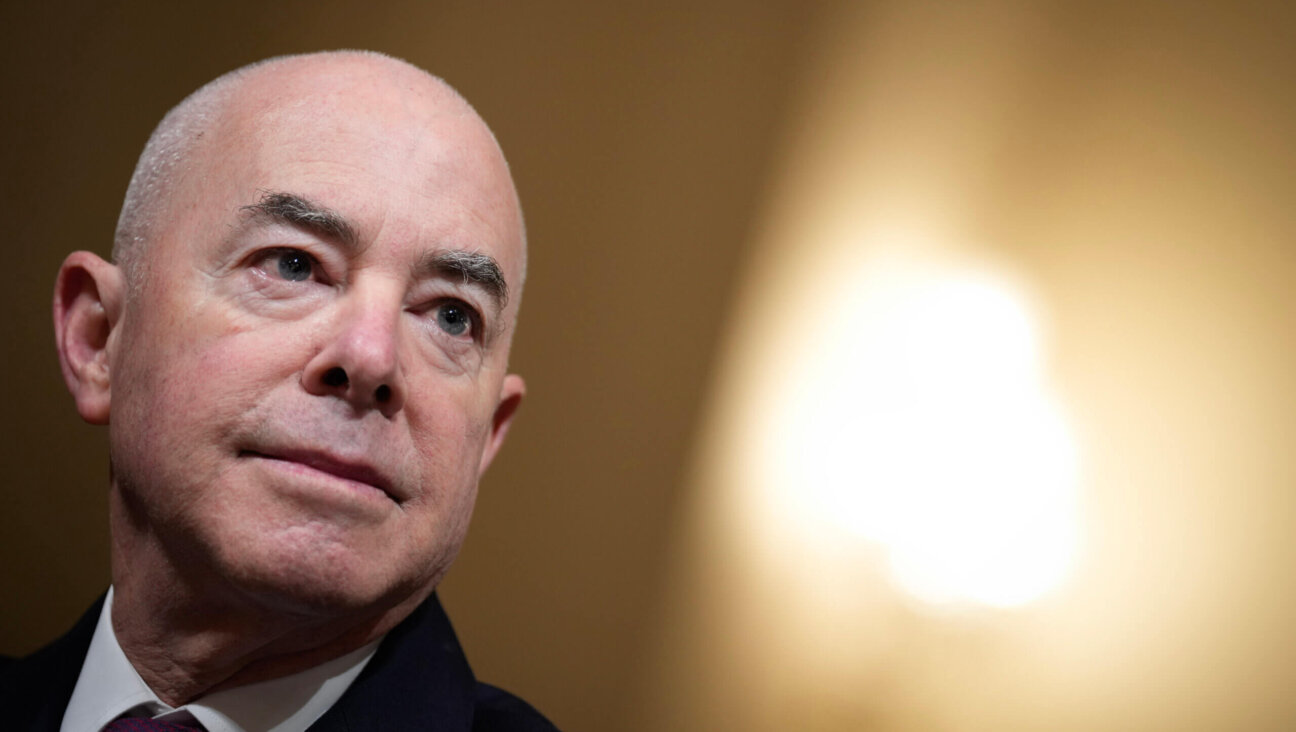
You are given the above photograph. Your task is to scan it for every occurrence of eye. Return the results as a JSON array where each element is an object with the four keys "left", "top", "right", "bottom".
[
  {"left": 275, "top": 249, "right": 315, "bottom": 282},
  {"left": 434, "top": 300, "right": 476, "bottom": 338}
]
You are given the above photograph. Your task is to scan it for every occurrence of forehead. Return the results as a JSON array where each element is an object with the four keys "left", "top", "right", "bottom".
[{"left": 173, "top": 59, "right": 523, "bottom": 283}]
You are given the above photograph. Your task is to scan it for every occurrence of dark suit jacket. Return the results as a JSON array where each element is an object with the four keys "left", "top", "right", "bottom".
[{"left": 0, "top": 593, "right": 558, "bottom": 731}]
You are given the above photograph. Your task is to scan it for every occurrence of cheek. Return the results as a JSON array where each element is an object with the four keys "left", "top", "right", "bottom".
[
  {"left": 411, "top": 370, "right": 496, "bottom": 438},
  {"left": 402, "top": 379, "right": 496, "bottom": 498},
  {"left": 110, "top": 320, "right": 299, "bottom": 486},
  {"left": 122, "top": 332, "right": 275, "bottom": 418}
]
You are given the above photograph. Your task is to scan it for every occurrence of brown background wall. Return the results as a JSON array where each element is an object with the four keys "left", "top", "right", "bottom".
[
  {"left": 5, "top": 2, "right": 1296, "bottom": 731},
  {"left": 0, "top": 3, "right": 817, "bottom": 729}
]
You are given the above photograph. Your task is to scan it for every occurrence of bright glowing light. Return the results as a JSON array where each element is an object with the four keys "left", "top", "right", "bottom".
[{"left": 763, "top": 258, "right": 1080, "bottom": 608}]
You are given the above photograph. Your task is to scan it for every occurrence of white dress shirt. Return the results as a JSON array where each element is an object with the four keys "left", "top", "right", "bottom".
[{"left": 60, "top": 587, "right": 380, "bottom": 732}]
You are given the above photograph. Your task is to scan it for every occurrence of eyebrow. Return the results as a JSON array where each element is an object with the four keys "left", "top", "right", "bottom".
[
  {"left": 241, "top": 189, "right": 509, "bottom": 310},
  {"left": 241, "top": 191, "right": 359, "bottom": 248},
  {"left": 418, "top": 249, "right": 509, "bottom": 310}
]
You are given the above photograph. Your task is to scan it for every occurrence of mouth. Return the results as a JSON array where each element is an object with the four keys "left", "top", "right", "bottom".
[{"left": 240, "top": 448, "right": 402, "bottom": 504}]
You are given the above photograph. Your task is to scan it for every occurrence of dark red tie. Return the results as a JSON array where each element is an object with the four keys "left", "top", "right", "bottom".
[{"left": 101, "top": 717, "right": 205, "bottom": 731}]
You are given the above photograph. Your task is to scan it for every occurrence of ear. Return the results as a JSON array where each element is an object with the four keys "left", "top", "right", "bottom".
[
  {"left": 53, "top": 251, "right": 124, "bottom": 425},
  {"left": 478, "top": 373, "right": 525, "bottom": 475}
]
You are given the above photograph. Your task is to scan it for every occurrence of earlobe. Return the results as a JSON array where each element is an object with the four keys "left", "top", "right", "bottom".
[
  {"left": 478, "top": 374, "right": 525, "bottom": 475},
  {"left": 53, "top": 251, "right": 124, "bottom": 425}
]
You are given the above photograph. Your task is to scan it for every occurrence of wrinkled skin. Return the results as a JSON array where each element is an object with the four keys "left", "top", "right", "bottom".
[{"left": 53, "top": 52, "right": 526, "bottom": 703}]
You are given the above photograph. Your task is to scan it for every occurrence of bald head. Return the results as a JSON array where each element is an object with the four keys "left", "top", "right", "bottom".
[
  {"left": 113, "top": 51, "right": 525, "bottom": 291},
  {"left": 51, "top": 51, "right": 532, "bottom": 673},
  {"left": 49, "top": 52, "right": 535, "bottom": 703}
]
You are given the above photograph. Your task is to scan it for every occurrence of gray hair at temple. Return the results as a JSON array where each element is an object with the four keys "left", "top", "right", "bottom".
[{"left": 111, "top": 51, "right": 525, "bottom": 290}]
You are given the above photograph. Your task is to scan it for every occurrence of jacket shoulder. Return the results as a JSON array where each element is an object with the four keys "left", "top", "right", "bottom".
[
  {"left": 473, "top": 683, "right": 561, "bottom": 732},
  {"left": 0, "top": 595, "right": 105, "bottom": 732}
]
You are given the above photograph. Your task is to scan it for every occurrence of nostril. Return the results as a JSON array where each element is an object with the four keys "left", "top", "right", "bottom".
[
  {"left": 323, "top": 367, "right": 348, "bottom": 387},
  {"left": 375, "top": 384, "right": 392, "bottom": 403}
]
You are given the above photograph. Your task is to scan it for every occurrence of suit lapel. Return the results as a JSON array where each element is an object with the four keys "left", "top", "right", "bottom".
[
  {"left": 308, "top": 593, "right": 478, "bottom": 731},
  {"left": 0, "top": 593, "right": 105, "bottom": 732},
  {"left": 0, "top": 592, "right": 479, "bottom": 732}
]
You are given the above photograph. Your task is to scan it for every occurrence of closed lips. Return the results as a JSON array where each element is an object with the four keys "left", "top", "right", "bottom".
[{"left": 241, "top": 448, "right": 400, "bottom": 501}]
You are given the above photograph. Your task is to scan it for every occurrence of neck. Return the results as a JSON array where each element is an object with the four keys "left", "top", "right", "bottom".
[{"left": 106, "top": 496, "right": 425, "bottom": 706}]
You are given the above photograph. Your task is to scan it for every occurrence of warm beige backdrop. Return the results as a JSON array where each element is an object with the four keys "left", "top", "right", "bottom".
[
  {"left": 0, "top": 3, "right": 816, "bottom": 730},
  {"left": 4, "top": 2, "right": 1296, "bottom": 731}
]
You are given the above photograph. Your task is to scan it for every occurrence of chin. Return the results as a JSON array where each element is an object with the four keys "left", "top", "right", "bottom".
[
  {"left": 214, "top": 526, "right": 451, "bottom": 619},
  {"left": 232, "top": 561, "right": 426, "bottom": 620}
]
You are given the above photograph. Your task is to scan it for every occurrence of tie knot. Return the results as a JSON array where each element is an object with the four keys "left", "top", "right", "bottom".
[{"left": 101, "top": 716, "right": 205, "bottom": 731}]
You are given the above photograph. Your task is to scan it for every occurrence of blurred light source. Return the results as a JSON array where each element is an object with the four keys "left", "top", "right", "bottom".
[{"left": 760, "top": 254, "right": 1080, "bottom": 609}]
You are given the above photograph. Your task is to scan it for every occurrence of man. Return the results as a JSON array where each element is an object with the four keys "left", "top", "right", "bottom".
[{"left": 0, "top": 51, "right": 556, "bottom": 731}]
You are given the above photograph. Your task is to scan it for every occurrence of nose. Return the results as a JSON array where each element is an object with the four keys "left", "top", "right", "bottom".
[{"left": 301, "top": 294, "right": 406, "bottom": 417}]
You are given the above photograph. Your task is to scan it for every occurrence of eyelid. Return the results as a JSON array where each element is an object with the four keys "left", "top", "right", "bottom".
[
  {"left": 252, "top": 247, "right": 332, "bottom": 284},
  {"left": 429, "top": 297, "right": 485, "bottom": 343}
]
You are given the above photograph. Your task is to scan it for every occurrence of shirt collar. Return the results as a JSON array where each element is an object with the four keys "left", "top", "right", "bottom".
[{"left": 61, "top": 587, "right": 380, "bottom": 732}]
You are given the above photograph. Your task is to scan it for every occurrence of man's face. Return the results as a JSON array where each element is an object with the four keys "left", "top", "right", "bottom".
[{"left": 104, "top": 60, "right": 525, "bottom": 615}]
